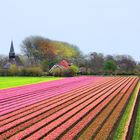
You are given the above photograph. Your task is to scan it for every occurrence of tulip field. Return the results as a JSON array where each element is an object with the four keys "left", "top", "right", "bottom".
[{"left": 0, "top": 76, "right": 139, "bottom": 140}]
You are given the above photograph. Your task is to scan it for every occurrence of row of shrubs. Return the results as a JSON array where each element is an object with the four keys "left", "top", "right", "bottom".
[
  {"left": 0, "top": 65, "right": 139, "bottom": 77},
  {"left": 0, "top": 65, "right": 80, "bottom": 77},
  {"left": 0, "top": 65, "right": 43, "bottom": 76}
]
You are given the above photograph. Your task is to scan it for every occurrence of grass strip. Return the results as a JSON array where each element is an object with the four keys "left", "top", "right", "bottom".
[
  {"left": 0, "top": 77, "right": 62, "bottom": 89},
  {"left": 132, "top": 86, "right": 140, "bottom": 140},
  {"left": 113, "top": 82, "right": 140, "bottom": 140}
]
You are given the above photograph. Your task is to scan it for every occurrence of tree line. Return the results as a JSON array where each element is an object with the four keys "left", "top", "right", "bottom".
[
  {"left": 0, "top": 36, "right": 140, "bottom": 76},
  {"left": 79, "top": 53, "right": 139, "bottom": 75}
]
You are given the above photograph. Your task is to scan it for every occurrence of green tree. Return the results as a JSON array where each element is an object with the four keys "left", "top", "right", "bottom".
[
  {"left": 104, "top": 60, "right": 117, "bottom": 74},
  {"left": 69, "top": 65, "right": 79, "bottom": 75},
  {"left": 64, "top": 65, "right": 79, "bottom": 77}
]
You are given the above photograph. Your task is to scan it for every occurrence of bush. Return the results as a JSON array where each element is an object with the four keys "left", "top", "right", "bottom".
[
  {"left": 0, "top": 66, "right": 43, "bottom": 76},
  {"left": 51, "top": 67, "right": 64, "bottom": 77},
  {"left": 8, "top": 65, "right": 19, "bottom": 76},
  {"left": 64, "top": 65, "right": 79, "bottom": 77},
  {"left": 20, "top": 67, "right": 43, "bottom": 76},
  {"left": 0, "top": 64, "right": 19, "bottom": 76},
  {"left": 0, "top": 69, "right": 8, "bottom": 76}
]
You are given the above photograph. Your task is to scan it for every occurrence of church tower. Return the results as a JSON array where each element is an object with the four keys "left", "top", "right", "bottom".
[{"left": 9, "top": 41, "right": 16, "bottom": 62}]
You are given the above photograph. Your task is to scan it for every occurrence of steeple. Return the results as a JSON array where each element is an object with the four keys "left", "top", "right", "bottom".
[{"left": 9, "top": 41, "right": 15, "bottom": 59}]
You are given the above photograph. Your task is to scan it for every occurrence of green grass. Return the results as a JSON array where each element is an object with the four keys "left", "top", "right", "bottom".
[
  {"left": 0, "top": 77, "right": 62, "bottom": 89},
  {"left": 113, "top": 82, "right": 140, "bottom": 140},
  {"left": 132, "top": 94, "right": 140, "bottom": 140}
]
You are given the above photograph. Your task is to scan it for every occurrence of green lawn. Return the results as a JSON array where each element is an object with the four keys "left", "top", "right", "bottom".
[
  {"left": 0, "top": 77, "right": 62, "bottom": 89},
  {"left": 113, "top": 82, "right": 140, "bottom": 140}
]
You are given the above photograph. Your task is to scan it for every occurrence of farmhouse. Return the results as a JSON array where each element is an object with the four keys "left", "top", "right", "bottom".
[{"left": 49, "top": 59, "right": 72, "bottom": 73}]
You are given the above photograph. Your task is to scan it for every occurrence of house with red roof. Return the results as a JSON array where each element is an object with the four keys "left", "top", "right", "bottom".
[{"left": 49, "top": 60, "right": 72, "bottom": 73}]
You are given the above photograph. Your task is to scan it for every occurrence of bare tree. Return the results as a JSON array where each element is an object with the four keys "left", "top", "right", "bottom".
[
  {"left": 88, "top": 52, "right": 104, "bottom": 74},
  {"left": 0, "top": 55, "right": 8, "bottom": 68},
  {"left": 115, "top": 55, "right": 136, "bottom": 74}
]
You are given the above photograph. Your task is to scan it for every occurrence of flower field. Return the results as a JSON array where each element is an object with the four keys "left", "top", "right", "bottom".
[{"left": 0, "top": 76, "right": 139, "bottom": 140}]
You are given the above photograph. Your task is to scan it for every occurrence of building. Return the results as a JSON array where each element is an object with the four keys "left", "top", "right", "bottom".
[
  {"left": 3, "top": 41, "right": 23, "bottom": 69},
  {"left": 49, "top": 59, "right": 72, "bottom": 73}
]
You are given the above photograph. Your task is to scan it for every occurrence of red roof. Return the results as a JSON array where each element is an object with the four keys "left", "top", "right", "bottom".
[{"left": 58, "top": 60, "right": 70, "bottom": 69}]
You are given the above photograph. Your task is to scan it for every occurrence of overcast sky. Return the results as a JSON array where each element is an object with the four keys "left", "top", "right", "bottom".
[{"left": 0, "top": 0, "right": 140, "bottom": 61}]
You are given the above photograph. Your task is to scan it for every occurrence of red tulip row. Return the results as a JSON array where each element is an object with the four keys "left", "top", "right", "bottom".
[{"left": 0, "top": 76, "right": 138, "bottom": 140}]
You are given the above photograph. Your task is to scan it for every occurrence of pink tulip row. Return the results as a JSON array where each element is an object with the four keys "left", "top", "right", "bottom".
[
  {"left": 0, "top": 76, "right": 103, "bottom": 116},
  {"left": 0, "top": 77, "right": 108, "bottom": 122},
  {"left": 0, "top": 76, "right": 101, "bottom": 98}
]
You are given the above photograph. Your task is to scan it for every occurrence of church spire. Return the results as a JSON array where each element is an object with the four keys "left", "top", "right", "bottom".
[{"left": 9, "top": 41, "right": 15, "bottom": 59}]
